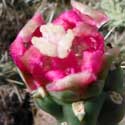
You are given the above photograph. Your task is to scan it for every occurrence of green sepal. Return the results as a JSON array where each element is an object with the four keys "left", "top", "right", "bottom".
[
  {"left": 82, "top": 93, "right": 106, "bottom": 125},
  {"left": 63, "top": 103, "right": 81, "bottom": 125},
  {"left": 48, "top": 80, "right": 104, "bottom": 104},
  {"left": 34, "top": 95, "right": 63, "bottom": 121},
  {"left": 98, "top": 91, "right": 125, "bottom": 125}
]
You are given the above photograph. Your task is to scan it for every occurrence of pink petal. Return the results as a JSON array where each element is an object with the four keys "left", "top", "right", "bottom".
[
  {"left": 21, "top": 46, "right": 44, "bottom": 77},
  {"left": 21, "top": 72, "right": 44, "bottom": 91},
  {"left": 73, "top": 23, "right": 104, "bottom": 51},
  {"left": 10, "top": 12, "right": 44, "bottom": 71},
  {"left": 32, "top": 12, "right": 45, "bottom": 25},
  {"left": 73, "top": 22, "right": 97, "bottom": 37},
  {"left": 82, "top": 50, "right": 104, "bottom": 74},
  {"left": 9, "top": 37, "right": 27, "bottom": 71},
  {"left": 18, "top": 12, "right": 45, "bottom": 42},
  {"left": 51, "top": 52, "right": 80, "bottom": 73},
  {"left": 71, "top": 1, "right": 109, "bottom": 28},
  {"left": 46, "top": 71, "right": 96, "bottom": 91},
  {"left": 53, "top": 10, "right": 82, "bottom": 30},
  {"left": 73, "top": 10, "right": 97, "bottom": 27},
  {"left": 45, "top": 70, "right": 65, "bottom": 81}
]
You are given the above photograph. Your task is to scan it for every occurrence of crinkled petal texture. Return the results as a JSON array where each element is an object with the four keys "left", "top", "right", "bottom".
[
  {"left": 10, "top": 1, "right": 108, "bottom": 92},
  {"left": 71, "top": 1, "right": 109, "bottom": 28},
  {"left": 10, "top": 12, "right": 46, "bottom": 90},
  {"left": 46, "top": 23, "right": 104, "bottom": 91},
  {"left": 54, "top": 1, "right": 109, "bottom": 29}
]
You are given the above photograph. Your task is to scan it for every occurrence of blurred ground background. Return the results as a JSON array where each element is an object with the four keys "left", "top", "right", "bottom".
[{"left": 0, "top": 0, "right": 125, "bottom": 125}]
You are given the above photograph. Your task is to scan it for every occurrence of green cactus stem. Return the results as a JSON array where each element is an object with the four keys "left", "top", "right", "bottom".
[
  {"left": 32, "top": 88, "right": 63, "bottom": 121},
  {"left": 63, "top": 103, "right": 81, "bottom": 125},
  {"left": 98, "top": 91, "right": 125, "bottom": 125},
  {"left": 82, "top": 93, "right": 106, "bottom": 125},
  {"left": 62, "top": 93, "right": 106, "bottom": 125},
  {"left": 104, "top": 66, "right": 124, "bottom": 92}
]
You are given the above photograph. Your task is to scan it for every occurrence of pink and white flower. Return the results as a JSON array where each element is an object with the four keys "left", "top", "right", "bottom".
[{"left": 10, "top": 1, "right": 109, "bottom": 92}]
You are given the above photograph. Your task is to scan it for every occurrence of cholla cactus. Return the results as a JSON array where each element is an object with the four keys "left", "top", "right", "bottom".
[{"left": 10, "top": 1, "right": 125, "bottom": 125}]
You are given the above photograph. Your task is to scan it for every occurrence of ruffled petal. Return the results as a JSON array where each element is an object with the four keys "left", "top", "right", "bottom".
[
  {"left": 19, "top": 71, "right": 45, "bottom": 91},
  {"left": 46, "top": 71, "right": 96, "bottom": 91},
  {"left": 18, "top": 12, "right": 45, "bottom": 42},
  {"left": 45, "top": 70, "right": 65, "bottom": 81},
  {"left": 82, "top": 50, "right": 104, "bottom": 74},
  {"left": 9, "top": 37, "right": 27, "bottom": 71},
  {"left": 51, "top": 52, "right": 80, "bottom": 73},
  {"left": 10, "top": 12, "right": 44, "bottom": 71},
  {"left": 53, "top": 10, "right": 82, "bottom": 30},
  {"left": 21, "top": 46, "right": 44, "bottom": 77},
  {"left": 73, "top": 23, "right": 104, "bottom": 51},
  {"left": 71, "top": 1, "right": 109, "bottom": 28}
]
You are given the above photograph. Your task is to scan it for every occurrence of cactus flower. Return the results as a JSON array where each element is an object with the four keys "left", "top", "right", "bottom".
[
  {"left": 9, "top": 2, "right": 125, "bottom": 125},
  {"left": 10, "top": 1, "right": 109, "bottom": 92}
]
